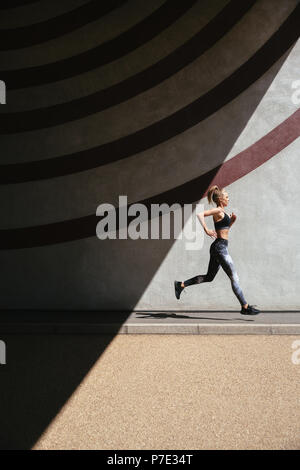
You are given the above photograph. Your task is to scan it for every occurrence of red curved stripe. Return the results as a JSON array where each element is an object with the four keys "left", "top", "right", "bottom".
[{"left": 209, "top": 108, "right": 300, "bottom": 192}]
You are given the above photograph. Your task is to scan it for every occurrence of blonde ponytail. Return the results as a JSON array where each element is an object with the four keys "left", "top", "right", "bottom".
[{"left": 207, "top": 185, "right": 223, "bottom": 205}]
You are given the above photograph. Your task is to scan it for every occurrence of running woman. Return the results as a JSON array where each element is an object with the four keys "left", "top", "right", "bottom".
[{"left": 174, "top": 185, "right": 260, "bottom": 315}]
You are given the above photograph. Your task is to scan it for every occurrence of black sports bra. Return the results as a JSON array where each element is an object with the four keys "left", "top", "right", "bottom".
[{"left": 214, "top": 211, "right": 231, "bottom": 230}]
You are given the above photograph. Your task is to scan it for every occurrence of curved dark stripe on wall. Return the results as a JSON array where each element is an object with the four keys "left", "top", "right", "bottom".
[
  {"left": 0, "top": 0, "right": 256, "bottom": 132},
  {"left": 0, "top": 0, "right": 129, "bottom": 50},
  {"left": 0, "top": 0, "right": 40, "bottom": 9},
  {"left": 1, "top": 108, "right": 299, "bottom": 249},
  {"left": 1, "top": 5, "right": 299, "bottom": 183},
  {"left": 0, "top": 0, "right": 197, "bottom": 89}
]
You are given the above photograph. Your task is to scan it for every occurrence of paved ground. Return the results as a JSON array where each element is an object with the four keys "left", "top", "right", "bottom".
[
  {"left": 5, "top": 334, "right": 296, "bottom": 450},
  {"left": 122, "top": 310, "right": 300, "bottom": 334},
  {"left": 0, "top": 310, "right": 300, "bottom": 334}
]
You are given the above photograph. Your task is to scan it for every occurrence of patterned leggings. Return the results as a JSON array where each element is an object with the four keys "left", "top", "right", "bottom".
[{"left": 183, "top": 238, "right": 247, "bottom": 306}]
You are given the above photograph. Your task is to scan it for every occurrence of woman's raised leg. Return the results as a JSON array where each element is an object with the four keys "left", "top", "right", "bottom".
[{"left": 183, "top": 248, "right": 221, "bottom": 287}]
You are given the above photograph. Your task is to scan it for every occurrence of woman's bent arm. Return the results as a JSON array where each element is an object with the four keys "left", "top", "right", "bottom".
[
  {"left": 197, "top": 208, "right": 220, "bottom": 236},
  {"left": 197, "top": 212, "right": 208, "bottom": 233}
]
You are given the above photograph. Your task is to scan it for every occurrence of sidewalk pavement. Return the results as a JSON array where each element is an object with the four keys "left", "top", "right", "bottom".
[{"left": 0, "top": 310, "right": 299, "bottom": 334}]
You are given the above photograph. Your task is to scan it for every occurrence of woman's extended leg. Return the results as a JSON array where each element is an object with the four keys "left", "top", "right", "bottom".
[
  {"left": 216, "top": 247, "right": 247, "bottom": 306},
  {"left": 174, "top": 245, "right": 221, "bottom": 299},
  {"left": 183, "top": 249, "right": 221, "bottom": 287}
]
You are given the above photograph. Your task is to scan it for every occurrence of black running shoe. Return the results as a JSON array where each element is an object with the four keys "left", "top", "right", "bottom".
[
  {"left": 240, "top": 304, "right": 260, "bottom": 315},
  {"left": 174, "top": 281, "right": 184, "bottom": 300}
]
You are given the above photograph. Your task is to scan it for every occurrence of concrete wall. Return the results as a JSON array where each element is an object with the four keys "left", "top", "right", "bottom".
[{"left": 0, "top": 0, "right": 299, "bottom": 311}]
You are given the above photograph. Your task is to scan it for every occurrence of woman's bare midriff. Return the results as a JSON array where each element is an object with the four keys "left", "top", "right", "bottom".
[{"left": 216, "top": 228, "right": 229, "bottom": 240}]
